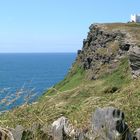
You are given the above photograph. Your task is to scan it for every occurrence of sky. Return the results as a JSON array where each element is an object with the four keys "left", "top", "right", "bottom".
[{"left": 0, "top": 0, "right": 140, "bottom": 53}]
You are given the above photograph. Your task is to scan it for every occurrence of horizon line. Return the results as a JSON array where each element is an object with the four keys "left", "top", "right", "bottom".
[{"left": 0, "top": 52, "right": 77, "bottom": 54}]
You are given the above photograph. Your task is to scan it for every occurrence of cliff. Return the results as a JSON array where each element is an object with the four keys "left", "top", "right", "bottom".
[
  {"left": 0, "top": 23, "right": 140, "bottom": 139},
  {"left": 77, "top": 23, "right": 140, "bottom": 79}
]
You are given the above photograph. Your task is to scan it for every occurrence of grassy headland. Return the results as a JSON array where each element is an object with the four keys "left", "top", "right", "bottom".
[{"left": 0, "top": 23, "right": 140, "bottom": 133}]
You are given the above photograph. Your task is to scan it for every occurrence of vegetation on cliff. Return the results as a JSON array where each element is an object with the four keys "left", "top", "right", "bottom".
[{"left": 0, "top": 23, "right": 140, "bottom": 139}]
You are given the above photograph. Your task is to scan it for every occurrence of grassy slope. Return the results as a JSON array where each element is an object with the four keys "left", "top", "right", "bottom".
[
  {"left": 0, "top": 23, "right": 140, "bottom": 132},
  {"left": 0, "top": 57, "right": 140, "bottom": 131}
]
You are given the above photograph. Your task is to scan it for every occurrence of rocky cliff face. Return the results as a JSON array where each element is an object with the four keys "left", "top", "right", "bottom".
[
  {"left": 1, "top": 23, "right": 140, "bottom": 140},
  {"left": 76, "top": 23, "right": 140, "bottom": 79},
  {"left": 129, "top": 45, "right": 140, "bottom": 78}
]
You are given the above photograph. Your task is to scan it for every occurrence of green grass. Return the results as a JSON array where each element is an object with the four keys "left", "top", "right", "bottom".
[
  {"left": 126, "top": 22, "right": 140, "bottom": 27},
  {"left": 1, "top": 56, "right": 140, "bottom": 131},
  {"left": 57, "top": 68, "right": 85, "bottom": 91},
  {"left": 0, "top": 23, "right": 140, "bottom": 135},
  {"left": 104, "top": 23, "right": 140, "bottom": 44},
  {"left": 103, "top": 57, "right": 131, "bottom": 87}
]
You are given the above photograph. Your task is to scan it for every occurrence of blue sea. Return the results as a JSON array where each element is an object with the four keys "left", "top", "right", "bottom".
[{"left": 0, "top": 53, "right": 76, "bottom": 111}]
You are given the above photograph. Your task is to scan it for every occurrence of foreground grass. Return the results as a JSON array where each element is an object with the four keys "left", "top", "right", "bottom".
[{"left": 0, "top": 56, "right": 139, "bottom": 132}]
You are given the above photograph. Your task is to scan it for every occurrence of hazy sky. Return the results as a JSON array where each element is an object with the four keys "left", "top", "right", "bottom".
[{"left": 0, "top": 0, "right": 140, "bottom": 53}]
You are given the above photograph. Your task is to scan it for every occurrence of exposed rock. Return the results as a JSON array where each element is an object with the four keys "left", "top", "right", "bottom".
[
  {"left": 48, "top": 107, "right": 138, "bottom": 140},
  {"left": 10, "top": 125, "right": 24, "bottom": 140},
  {"left": 129, "top": 45, "right": 140, "bottom": 78},
  {"left": 51, "top": 116, "right": 79, "bottom": 140},
  {"left": 51, "top": 117, "right": 65, "bottom": 140},
  {"left": 134, "top": 128, "right": 140, "bottom": 140},
  {"left": 0, "top": 107, "right": 139, "bottom": 140},
  {"left": 75, "top": 23, "right": 140, "bottom": 79},
  {"left": 91, "top": 107, "right": 133, "bottom": 140},
  {"left": 76, "top": 24, "right": 130, "bottom": 80},
  {"left": 0, "top": 127, "right": 14, "bottom": 140},
  {"left": 120, "top": 43, "right": 131, "bottom": 51},
  {"left": 77, "top": 50, "right": 82, "bottom": 55}
]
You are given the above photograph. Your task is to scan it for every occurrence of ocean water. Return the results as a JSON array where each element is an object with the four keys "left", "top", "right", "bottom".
[{"left": 0, "top": 53, "right": 76, "bottom": 111}]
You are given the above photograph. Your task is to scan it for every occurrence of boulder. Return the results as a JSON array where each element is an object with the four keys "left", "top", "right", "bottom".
[
  {"left": 10, "top": 125, "right": 24, "bottom": 140},
  {"left": 49, "top": 107, "right": 137, "bottom": 140},
  {"left": 0, "top": 107, "right": 139, "bottom": 140},
  {"left": 0, "top": 127, "right": 14, "bottom": 140},
  {"left": 129, "top": 45, "right": 140, "bottom": 78},
  {"left": 51, "top": 116, "right": 78, "bottom": 140},
  {"left": 91, "top": 107, "right": 133, "bottom": 140},
  {"left": 134, "top": 128, "right": 140, "bottom": 140}
]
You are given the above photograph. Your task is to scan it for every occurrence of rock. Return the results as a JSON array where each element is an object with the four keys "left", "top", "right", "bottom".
[
  {"left": 50, "top": 116, "right": 88, "bottom": 140},
  {"left": 76, "top": 24, "right": 127, "bottom": 79},
  {"left": 77, "top": 50, "right": 82, "bottom": 55},
  {"left": 83, "top": 39, "right": 88, "bottom": 46},
  {"left": 0, "top": 127, "right": 14, "bottom": 140},
  {"left": 0, "top": 107, "right": 139, "bottom": 140},
  {"left": 49, "top": 107, "right": 138, "bottom": 140},
  {"left": 134, "top": 128, "right": 140, "bottom": 140},
  {"left": 10, "top": 125, "right": 24, "bottom": 140},
  {"left": 120, "top": 43, "right": 131, "bottom": 51},
  {"left": 51, "top": 116, "right": 78, "bottom": 140},
  {"left": 51, "top": 117, "right": 64, "bottom": 140},
  {"left": 91, "top": 107, "right": 133, "bottom": 140},
  {"left": 129, "top": 45, "right": 140, "bottom": 77}
]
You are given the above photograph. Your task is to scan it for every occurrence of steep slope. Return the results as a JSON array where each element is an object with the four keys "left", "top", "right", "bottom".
[
  {"left": 0, "top": 23, "right": 140, "bottom": 139},
  {"left": 77, "top": 23, "right": 140, "bottom": 79}
]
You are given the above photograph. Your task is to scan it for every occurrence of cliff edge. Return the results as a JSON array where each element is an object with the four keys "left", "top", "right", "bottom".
[
  {"left": 0, "top": 23, "right": 140, "bottom": 140},
  {"left": 77, "top": 23, "right": 140, "bottom": 79}
]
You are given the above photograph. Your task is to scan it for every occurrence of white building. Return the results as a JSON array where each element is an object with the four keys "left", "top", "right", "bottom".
[{"left": 131, "top": 14, "right": 140, "bottom": 23}]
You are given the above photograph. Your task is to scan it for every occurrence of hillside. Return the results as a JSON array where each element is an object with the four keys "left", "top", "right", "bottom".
[{"left": 0, "top": 23, "right": 140, "bottom": 139}]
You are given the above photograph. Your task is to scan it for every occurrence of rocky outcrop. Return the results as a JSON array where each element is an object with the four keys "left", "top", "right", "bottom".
[
  {"left": 51, "top": 116, "right": 80, "bottom": 140},
  {"left": 76, "top": 23, "right": 140, "bottom": 79},
  {"left": 134, "top": 128, "right": 140, "bottom": 140},
  {"left": 1, "top": 24, "right": 140, "bottom": 140},
  {"left": 91, "top": 107, "right": 132, "bottom": 140},
  {"left": 0, "top": 107, "right": 139, "bottom": 140},
  {"left": 76, "top": 24, "right": 126, "bottom": 79},
  {"left": 0, "top": 127, "right": 14, "bottom": 140},
  {"left": 129, "top": 45, "right": 140, "bottom": 78},
  {"left": 48, "top": 107, "right": 139, "bottom": 140}
]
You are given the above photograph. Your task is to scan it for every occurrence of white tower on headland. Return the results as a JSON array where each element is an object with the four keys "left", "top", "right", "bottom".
[{"left": 131, "top": 14, "right": 140, "bottom": 23}]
